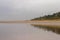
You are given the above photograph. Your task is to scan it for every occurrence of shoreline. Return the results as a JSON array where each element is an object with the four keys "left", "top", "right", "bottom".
[
  {"left": 0, "top": 20, "right": 60, "bottom": 27},
  {"left": 0, "top": 20, "right": 60, "bottom": 23},
  {"left": 0, "top": 20, "right": 60, "bottom": 25},
  {"left": 30, "top": 20, "right": 60, "bottom": 27}
]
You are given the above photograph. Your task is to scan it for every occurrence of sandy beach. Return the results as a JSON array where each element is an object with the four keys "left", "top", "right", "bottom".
[
  {"left": 30, "top": 20, "right": 60, "bottom": 27},
  {"left": 0, "top": 20, "right": 60, "bottom": 27}
]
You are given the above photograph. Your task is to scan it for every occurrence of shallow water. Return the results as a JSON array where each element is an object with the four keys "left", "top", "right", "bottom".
[{"left": 0, "top": 23, "right": 60, "bottom": 40}]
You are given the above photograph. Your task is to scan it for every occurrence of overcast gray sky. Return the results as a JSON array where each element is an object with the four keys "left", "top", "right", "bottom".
[{"left": 0, "top": 0, "right": 60, "bottom": 20}]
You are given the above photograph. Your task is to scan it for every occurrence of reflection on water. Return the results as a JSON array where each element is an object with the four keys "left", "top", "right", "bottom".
[
  {"left": 31, "top": 24, "right": 60, "bottom": 34},
  {"left": 0, "top": 23, "right": 60, "bottom": 40}
]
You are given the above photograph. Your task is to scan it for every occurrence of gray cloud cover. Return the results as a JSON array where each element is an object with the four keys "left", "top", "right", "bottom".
[{"left": 0, "top": 0, "right": 60, "bottom": 20}]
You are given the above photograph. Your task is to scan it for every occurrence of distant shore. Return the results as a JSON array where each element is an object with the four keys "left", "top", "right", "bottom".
[
  {"left": 0, "top": 20, "right": 60, "bottom": 23},
  {"left": 0, "top": 20, "right": 60, "bottom": 27},
  {"left": 0, "top": 20, "right": 60, "bottom": 28}
]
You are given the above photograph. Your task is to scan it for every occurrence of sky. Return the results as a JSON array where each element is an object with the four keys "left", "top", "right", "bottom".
[{"left": 0, "top": 0, "right": 60, "bottom": 20}]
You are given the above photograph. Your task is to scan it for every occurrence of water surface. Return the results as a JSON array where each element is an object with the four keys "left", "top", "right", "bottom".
[{"left": 0, "top": 23, "right": 60, "bottom": 40}]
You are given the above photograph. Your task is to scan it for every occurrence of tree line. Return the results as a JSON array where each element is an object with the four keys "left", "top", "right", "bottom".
[{"left": 31, "top": 12, "right": 60, "bottom": 20}]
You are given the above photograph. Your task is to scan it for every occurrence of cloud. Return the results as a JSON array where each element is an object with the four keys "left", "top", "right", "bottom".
[{"left": 0, "top": 0, "right": 60, "bottom": 20}]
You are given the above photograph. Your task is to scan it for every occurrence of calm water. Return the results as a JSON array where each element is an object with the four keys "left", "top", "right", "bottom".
[{"left": 0, "top": 23, "right": 60, "bottom": 40}]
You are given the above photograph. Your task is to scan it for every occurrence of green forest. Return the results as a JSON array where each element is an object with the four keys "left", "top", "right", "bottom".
[{"left": 31, "top": 12, "right": 60, "bottom": 20}]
